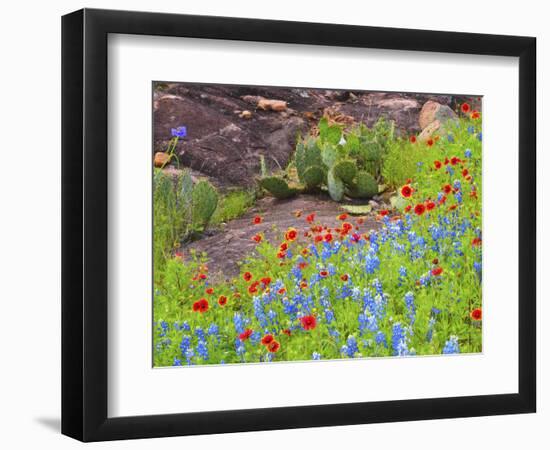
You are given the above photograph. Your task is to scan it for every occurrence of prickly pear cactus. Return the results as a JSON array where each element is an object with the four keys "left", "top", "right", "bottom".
[
  {"left": 259, "top": 176, "right": 299, "bottom": 199},
  {"left": 333, "top": 160, "right": 357, "bottom": 184},
  {"left": 327, "top": 168, "right": 345, "bottom": 202},
  {"left": 346, "top": 171, "right": 378, "bottom": 199},
  {"left": 321, "top": 143, "right": 338, "bottom": 169},
  {"left": 191, "top": 180, "right": 218, "bottom": 228},
  {"left": 296, "top": 138, "right": 323, "bottom": 181},
  {"left": 303, "top": 165, "right": 325, "bottom": 190}
]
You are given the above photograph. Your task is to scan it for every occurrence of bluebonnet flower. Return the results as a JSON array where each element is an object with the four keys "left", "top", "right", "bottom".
[
  {"left": 391, "top": 322, "right": 411, "bottom": 356},
  {"left": 312, "top": 352, "right": 321, "bottom": 360},
  {"left": 197, "top": 340, "right": 209, "bottom": 360},
  {"left": 426, "top": 317, "right": 436, "bottom": 343},
  {"left": 365, "top": 250, "right": 380, "bottom": 274},
  {"left": 375, "top": 331, "right": 387, "bottom": 347},
  {"left": 464, "top": 148, "right": 472, "bottom": 158},
  {"left": 171, "top": 126, "right": 187, "bottom": 138},
  {"left": 447, "top": 134, "right": 455, "bottom": 143},
  {"left": 477, "top": 132, "right": 482, "bottom": 141},
  {"left": 208, "top": 323, "right": 219, "bottom": 337},
  {"left": 474, "top": 261, "right": 482, "bottom": 273},
  {"left": 250, "top": 331, "right": 261, "bottom": 344},
  {"left": 404, "top": 291, "right": 416, "bottom": 325},
  {"left": 194, "top": 326, "right": 206, "bottom": 341},
  {"left": 342, "top": 335, "right": 359, "bottom": 358},
  {"left": 442, "top": 335, "right": 460, "bottom": 354},
  {"left": 173, "top": 358, "right": 182, "bottom": 366},
  {"left": 159, "top": 320, "right": 169, "bottom": 337},
  {"left": 467, "top": 125, "right": 475, "bottom": 135},
  {"left": 233, "top": 313, "right": 245, "bottom": 334},
  {"left": 253, "top": 297, "right": 268, "bottom": 327}
]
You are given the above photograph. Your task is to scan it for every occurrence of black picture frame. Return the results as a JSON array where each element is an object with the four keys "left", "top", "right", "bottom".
[{"left": 61, "top": 8, "right": 536, "bottom": 442}]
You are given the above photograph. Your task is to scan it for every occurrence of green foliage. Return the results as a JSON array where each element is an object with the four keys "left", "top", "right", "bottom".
[
  {"left": 153, "top": 169, "right": 193, "bottom": 271},
  {"left": 347, "top": 171, "right": 378, "bottom": 199},
  {"left": 382, "top": 139, "right": 418, "bottom": 188},
  {"left": 327, "top": 168, "right": 345, "bottom": 202},
  {"left": 318, "top": 117, "right": 343, "bottom": 145},
  {"left": 211, "top": 190, "right": 255, "bottom": 224},
  {"left": 333, "top": 159, "right": 357, "bottom": 184},
  {"left": 259, "top": 155, "right": 267, "bottom": 178},
  {"left": 191, "top": 180, "right": 219, "bottom": 229},
  {"left": 259, "top": 176, "right": 299, "bottom": 199}
]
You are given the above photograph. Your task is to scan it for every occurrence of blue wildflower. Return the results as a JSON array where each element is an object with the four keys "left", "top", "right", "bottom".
[
  {"left": 442, "top": 335, "right": 460, "bottom": 354},
  {"left": 171, "top": 126, "right": 187, "bottom": 138}
]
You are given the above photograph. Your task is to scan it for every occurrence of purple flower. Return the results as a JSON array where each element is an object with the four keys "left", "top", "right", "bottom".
[{"left": 171, "top": 126, "right": 187, "bottom": 138}]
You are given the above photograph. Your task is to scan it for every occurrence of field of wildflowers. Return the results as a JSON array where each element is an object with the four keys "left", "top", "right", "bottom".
[{"left": 153, "top": 103, "right": 482, "bottom": 367}]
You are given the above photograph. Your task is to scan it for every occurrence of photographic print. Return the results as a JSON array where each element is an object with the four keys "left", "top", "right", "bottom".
[{"left": 152, "top": 82, "right": 482, "bottom": 367}]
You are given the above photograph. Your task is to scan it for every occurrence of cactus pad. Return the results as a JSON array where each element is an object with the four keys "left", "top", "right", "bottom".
[
  {"left": 333, "top": 160, "right": 357, "bottom": 184},
  {"left": 192, "top": 180, "right": 219, "bottom": 227},
  {"left": 259, "top": 176, "right": 299, "bottom": 199}
]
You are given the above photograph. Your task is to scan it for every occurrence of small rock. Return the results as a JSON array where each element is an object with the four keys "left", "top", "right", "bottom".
[
  {"left": 419, "top": 101, "right": 457, "bottom": 129},
  {"left": 368, "top": 200, "right": 379, "bottom": 208},
  {"left": 418, "top": 120, "right": 441, "bottom": 141},
  {"left": 154, "top": 152, "right": 170, "bottom": 167},
  {"left": 257, "top": 98, "right": 288, "bottom": 112},
  {"left": 239, "top": 110, "right": 253, "bottom": 119}
]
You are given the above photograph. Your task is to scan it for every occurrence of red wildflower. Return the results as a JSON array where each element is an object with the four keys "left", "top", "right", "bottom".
[
  {"left": 282, "top": 328, "right": 292, "bottom": 336},
  {"left": 338, "top": 213, "right": 348, "bottom": 221},
  {"left": 198, "top": 273, "right": 207, "bottom": 280},
  {"left": 277, "top": 288, "right": 286, "bottom": 295},
  {"left": 462, "top": 168, "right": 469, "bottom": 177},
  {"left": 239, "top": 328, "right": 253, "bottom": 341},
  {"left": 276, "top": 251, "right": 286, "bottom": 259},
  {"left": 461, "top": 103, "right": 471, "bottom": 114},
  {"left": 301, "top": 248, "right": 309, "bottom": 256},
  {"left": 472, "top": 237, "right": 482, "bottom": 246},
  {"left": 248, "top": 281, "right": 260, "bottom": 294},
  {"left": 314, "top": 235, "right": 323, "bottom": 243},
  {"left": 300, "top": 315, "right": 317, "bottom": 331},
  {"left": 252, "top": 234, "right": 263, "bottom": 243},
  {"left": 450, "top": 156, "right": 460, "bottom": 166},
  {"left": 205, "top": 287, "right": 214, "bottom": 295},
  {"left": 324, "top": 233, "right": 333, "bottom": 243},
  {"left": 218, "top": 295, "right": 228, "bottom": 307},
  {"left": 261, "top": 334, "right": 274, "bottom": 345},
  {"left": 351, "top": 233, "right": 361, "bottom": 243},
  {"left": 379, "top": 210, "right": 390, "bottom": 217},
  {"left": 438, "top": 195, "right": 447, "bottom": 205},
  {"left": 174, "top": 251, "right": 183, "bottom": 259},
  {"left": 298, "top": 262, "right": 308, "bottom": 270},
  {"left": 414, "top": 204, "right": 426, "bottom": 215},
  {"left": 340, "top": 274, "right": 349, "bottom": 282},
  {"left": 267, "top": 340, "right": 281, "bottom": 353},
  {"left": 426, "top": 201, "right": 436, "bottom": 211},
  {"left": 404, "top": 205, "right": 412, "bottom": 213},
  {"left": 443, "top": 184, "right": 452, "bottom": 194},
  {"left": 243, "top": 271, "right": 252, "bottom": 282},
  {"left": 449, "top": 205, "right": 458, "bottom": 211},
  {"left": 300, "top": 281, "right": 308, "bottom": 289},
  {"left": 306, "top": 213, "right": 316, "bottom": 223},
  {"left": 285, "top": 227, "right": 298, "bottom": 242},
  {"left": 193, "top": 298, "right": 209, "bottom": 313},
  {"left": 252, "top": 215, "right": 263, "bottom": 225},
  {"left": 431, "top": 267, "right": 443, "bottom": 276},
  {"left": 470, "top": 308, "right": 482, "bottom": 321},
  {"left": 261, "top": 277, "right": 272, "bottom": 286},
  {"left": 471, "top": 110, "right": 480, "bottom": 119},
  {"left": 434, "top": 160, "right": 442, "bottom": 170},
  {"left": 410, "top": 135, "right": 417, "bottom": 144},
  {"left": 319, "top": 270, "right": 329, "bottom": 278},
  {"left": 342, "top": 222, "right": 353, "bottom": 233},
  {"left": 426, "top": 138, "right": 434, "bottom": 147}
]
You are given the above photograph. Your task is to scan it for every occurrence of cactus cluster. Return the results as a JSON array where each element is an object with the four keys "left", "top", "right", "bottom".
[{"left": 258, "top": 118, "right": 384, "bottom": 203}]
